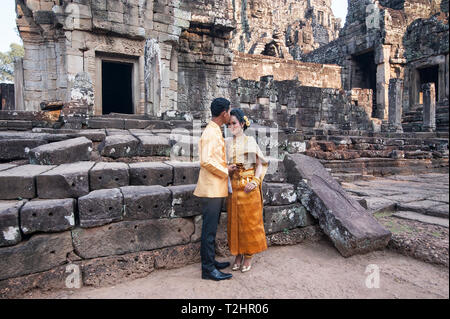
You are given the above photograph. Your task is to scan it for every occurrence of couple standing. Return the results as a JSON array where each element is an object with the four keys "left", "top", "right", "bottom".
[{"left": 193, "top": 98, "right": 269, "bottom": 281}]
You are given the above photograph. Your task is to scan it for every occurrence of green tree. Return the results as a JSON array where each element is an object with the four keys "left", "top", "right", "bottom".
[{"left": 0, "top": 43, "right": 24, "bottom": 83}]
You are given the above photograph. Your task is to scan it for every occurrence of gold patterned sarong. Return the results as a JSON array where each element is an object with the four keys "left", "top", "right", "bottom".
[{"left": 226, "top": 135, "right": 268, "bottom": 256}]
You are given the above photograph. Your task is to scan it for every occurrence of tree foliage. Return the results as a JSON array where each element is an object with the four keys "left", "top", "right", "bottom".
[{"left": 0, "top": 43, "right": 24, "bottom": 83}]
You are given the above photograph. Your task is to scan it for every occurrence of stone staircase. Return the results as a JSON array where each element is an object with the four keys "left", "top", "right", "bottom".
[{"left": 0, "top": 116, "right": 320, "bottom": 297}]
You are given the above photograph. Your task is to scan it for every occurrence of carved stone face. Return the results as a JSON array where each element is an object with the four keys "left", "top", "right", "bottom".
[{"left": 251, "top": 0, "right": 265, "bottom": 18}]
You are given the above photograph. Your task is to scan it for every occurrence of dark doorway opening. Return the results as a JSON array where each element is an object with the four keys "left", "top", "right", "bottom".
[
  {"left": 418, "top": 65, "right": 439, "bottom": 102},
  {"left": 351, "top": 50, "right": 378, "bottom": 117},
  {"left": 102, "top": 61, "right": 133, "bottom": 114}
]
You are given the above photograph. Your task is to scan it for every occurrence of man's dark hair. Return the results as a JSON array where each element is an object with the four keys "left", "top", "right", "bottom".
[{"left": 210, "top": 98, "right": 230, "bottom": 117}]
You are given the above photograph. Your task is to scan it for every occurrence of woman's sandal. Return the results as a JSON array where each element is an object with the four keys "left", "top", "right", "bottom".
[
  {"left": 231, "top": 254, "right": 243, "bottom": 271},
  {"left": 241, "top": 255, "right": 252, "bottom": 273}
]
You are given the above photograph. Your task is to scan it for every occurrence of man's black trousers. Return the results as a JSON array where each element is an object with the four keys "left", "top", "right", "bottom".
[{"left": 200, "top": 197, "right": 225, "bottom": 273}]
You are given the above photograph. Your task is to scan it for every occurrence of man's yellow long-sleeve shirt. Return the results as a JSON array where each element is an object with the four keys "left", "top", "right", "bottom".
[{"left": 193, "top": 121, "right": 229, "bottom": 198}]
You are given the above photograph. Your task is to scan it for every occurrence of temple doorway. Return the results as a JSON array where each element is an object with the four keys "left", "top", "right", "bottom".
[{"left": 101, "top": 61, "right": 134, "bottom": 114}]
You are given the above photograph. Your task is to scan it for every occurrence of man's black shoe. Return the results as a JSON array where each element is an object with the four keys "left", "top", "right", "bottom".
[
  {"left": 202, "top": 269, "right": 232, "bottom": 281},
  {"left": 215, "top": 261, "right": 230, "bottom": 270}
]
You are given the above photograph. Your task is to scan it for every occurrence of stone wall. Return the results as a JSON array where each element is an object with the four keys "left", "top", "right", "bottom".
[
  {"left": 0, "top": 126, "right": 321, "bottom": 296},
  {"left": 230, "top": 76, "right": 375, "bottom": 131},
  {"left": 15, "top": 0, "right": 235, "bottom": 118},
  {"left": 229, "top": 0, "right": 341, "bottom": 60},
  {"left": 302, "top": 0, "right": 448, "bottom": 131},
  {"left": 232, "top": 52, "right": 342, "bottom": 88}
]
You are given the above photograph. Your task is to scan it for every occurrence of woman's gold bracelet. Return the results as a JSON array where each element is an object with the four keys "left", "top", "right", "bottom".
[{"left": 251, "top": 177, "right": 261, "bottom": 187}]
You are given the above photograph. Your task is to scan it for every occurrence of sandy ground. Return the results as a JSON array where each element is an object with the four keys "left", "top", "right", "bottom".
[{"left": 28, "top": 238, "right": 448, "bottom": 299}]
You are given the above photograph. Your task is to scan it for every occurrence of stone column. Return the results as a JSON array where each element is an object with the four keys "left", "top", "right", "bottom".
[
  {"left": 388, "top": 78, "right": 403, "bottom": 132},
  {"left": 14, "top": 58, "right": 25, "bottom": 111},
  {"left": 375, "top": 45, "right": 391, "bottom": 120},
  {"left": 422, "top": 82, "right": 436, "bottom": 132}
]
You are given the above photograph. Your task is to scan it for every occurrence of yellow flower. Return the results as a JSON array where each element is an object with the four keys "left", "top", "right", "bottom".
[{"left": 243, "top": 115, "right": 250, "bottom": 127}]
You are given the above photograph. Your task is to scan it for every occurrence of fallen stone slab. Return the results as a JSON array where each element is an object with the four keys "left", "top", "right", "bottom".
[
  {"left": 78, "top": 188, "right": 123, "bottom": 228},
  {"left": 36, "top": 162, "right": 95, "bottom": 199},
  {"left": 364, "top": 197, "right": 397, "bottom": 214},
  {"left": 89, "top": 162, "right": 129, "bottom": 190},
  {"left": 71, "top": 218, "right": 194, "bottom": 259},
  {"left": 137, "top": 135, "right": 172, "bottom": 157},
  {"left": 98, "top": 135, "right": 139, "bottom": 158},
  {"left": 0, "top": 201, "right": 26, "bottom": 247},
  {"left": 397, "top": 201, "right": 449, "bottom": 218},
  {"left": 129, "top": 162, "right": 173, "bottom": 186},
  {"left": 283, "top": 154, "right": 391, "bottom": 257},
  {"left": 0, "top": 165, "right": 56, "bottom": 200},
  {"left": 0, "top": 232, "right": 73, "bottom": 281},
  {"left": 0, "top": 139, "right": 48, "bottom": 161},
  {"left": 165, "top": 161, "right": 200, "bottom": 185},
  {"left": 263, "top": 203, "right": 315, "bottom": 234},
  {"left": 393, "top": 211, "right": 449, "bottom": 228},
  {"left": 20, "top": 198, "right": 76, "bottom": 235},
  {"left": 167, "top": 184, "right": 201, "bottom": 217},
  {"left": 28, "top": 136, "right": 92, "bottom": 165},
  {"left": 0, "top": 164, "right": 16, "bottom": 172},
  {"left": 262, "top": 183, "right": 297, "bottom": 206},
  {"left": 120, "top": 185, "right": 172, "bottom": 220}
]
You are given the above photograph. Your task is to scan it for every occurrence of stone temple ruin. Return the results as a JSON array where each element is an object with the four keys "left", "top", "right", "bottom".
[{"left": 0, "top": 0, "right": 448, "bottom": 297}]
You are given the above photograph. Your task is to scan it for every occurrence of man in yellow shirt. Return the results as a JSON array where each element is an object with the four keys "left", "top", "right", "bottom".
[{"left": 194, "top": 97, "right": 236, "bottom": 281}]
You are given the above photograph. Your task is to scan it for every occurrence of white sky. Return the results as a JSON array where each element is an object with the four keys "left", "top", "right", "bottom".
[{"left": 0, "top": 0, "right": 348, "bottom": 53}]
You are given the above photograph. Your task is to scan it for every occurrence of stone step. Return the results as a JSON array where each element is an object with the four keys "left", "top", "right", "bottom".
[
  {"left": 29, "top": 136, "right": 93, "bottom": 165},
  {"left": 393, "top": 211, "right": 449, "bottom": 228},
  {"left": 0, "top": 165, "right": 56, "bottom": 200}
]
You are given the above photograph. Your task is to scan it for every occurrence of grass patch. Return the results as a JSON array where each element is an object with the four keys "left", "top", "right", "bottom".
[
  {"left": 382, "top": 220, "right": 415, "bottom": 234},
  {"left": 374, "top": 210, "right": 396, "bottom": 218}
]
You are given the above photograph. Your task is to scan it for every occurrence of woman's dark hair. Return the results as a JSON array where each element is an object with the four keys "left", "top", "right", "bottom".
[
  {"left": 230, "top": 108, "right": 249, "bottom": 131},
  {"left": 210, "top": 98, "right": 230, "bottom": 117}
]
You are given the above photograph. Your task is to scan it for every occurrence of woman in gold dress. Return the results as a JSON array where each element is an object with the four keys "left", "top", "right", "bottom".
[{"left": 226, "top": 108, "right": 269, "bottom": 273}]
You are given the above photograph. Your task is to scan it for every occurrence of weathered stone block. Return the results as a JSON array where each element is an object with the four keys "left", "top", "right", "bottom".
[
  {"left": 98, "top": 135, "right": 139, "bottom": 158},
  {"left": 71, "top": 218, "right": 194, "bottom": 259},
  {"left": 165, "top": 161, "right": 200, "bottom": 185},
  {"left": 0, "top": 201, "right": 25, "bottom": 247},
  {"left": 36, "top": 162, "right": 95, "bottom": 199},
  {"left": 78, "top": 188, "right": 123, "bottom": 228},
  {"left": 0, "top": 139, "right": 47, "bottom": 161},
  {"left": 89, "top": 162, "right": 129, "bottom": 190},
  {"left": 74, "top": 129, "right": 106, "bottom": 142},
  {"left": 0, "top": 164, "right": 16, "bottom": 172},
  {"left": 87, "top": 118, "right": 124, "bottom": 129},
  {"left": 0, "top": 165, "right": 56, "bottom": 200},
  {"left": 137, "top": 135, "right": 172, "bottom": 156},
  {"left": 20, "top": 199, "right": 76, "bottom": 235},
  {"left": 264, "top": 157, "right": 287, "bottom": 182},
  {"left": 264, "top": 203, "right": 315, "bottom": 234},
  {"left": 262, "top": 183, "right": 297, "bottom": 206},
  {"left": 167, "top": 184, "right": 201, "bottom": 217},
  {"left": 129, "top": 162, "right": 173, "bottom": 186},
  {"left": 283, "top": 154, "right": 391, "bottom": 257},
  {"left": 29, "top": 137, "right": 92, "bottom": 165},
  {"left": 120, "top": 185, "right": 172, "bottom": 220},
  {"left": 0, "top": 232, "right": 73, "bottom": 281}
]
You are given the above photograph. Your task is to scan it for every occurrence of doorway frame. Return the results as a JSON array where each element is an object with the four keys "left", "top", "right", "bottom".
[{"left": 95, "top": 53, "right": 140, "bottom": 115}]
